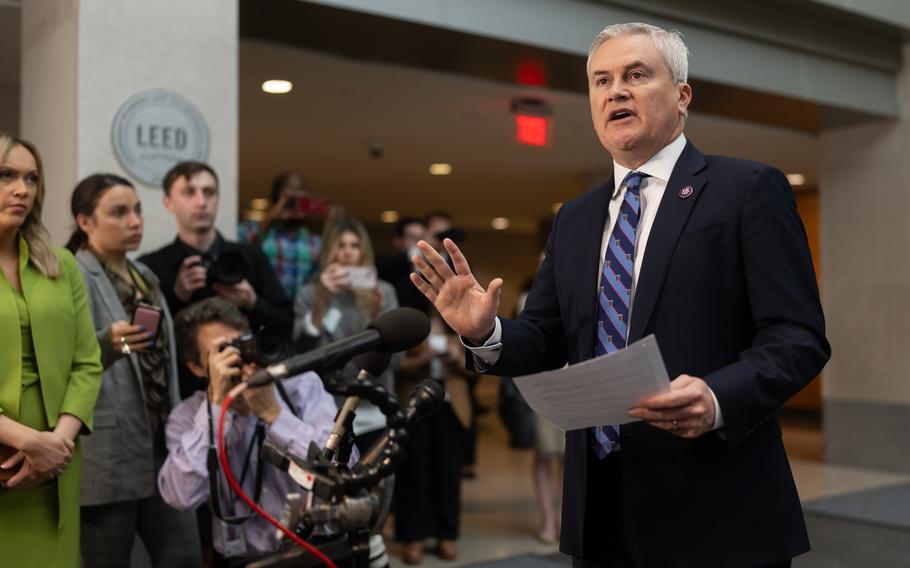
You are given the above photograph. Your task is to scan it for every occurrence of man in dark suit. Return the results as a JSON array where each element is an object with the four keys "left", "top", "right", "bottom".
[
  {"left": 140, "top": 161, "right": 291, "bottom": 397},
  {"left": 410, "top": 22, "right": 829, "bottom": 568}
]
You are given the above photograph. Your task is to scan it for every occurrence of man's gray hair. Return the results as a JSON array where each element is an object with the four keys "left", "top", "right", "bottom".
[{"left": 587, "top": 22, "right": 689, "bottom": 84}]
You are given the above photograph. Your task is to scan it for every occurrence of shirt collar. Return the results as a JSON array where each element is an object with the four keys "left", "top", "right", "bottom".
[
  {"left": 612, "top": 133, "right": 687, "bottom": 198},
  {"left": 176, "top": 231, "right": 224, "bottom": 259}
]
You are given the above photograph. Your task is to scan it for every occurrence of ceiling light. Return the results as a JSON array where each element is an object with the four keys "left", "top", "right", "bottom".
[
  {"left": 250, "top": 198, "right": 271, "bottom": 211},
  {"left": 262, "top": 80, "right": 293, "bottom": 94},
  {"left": 551, "top": 202, "right": 563, "bottom": 214},
  {"left": 381, "top": 210, "right": 399, "bottom": 223},
  {"left": 491, "top": 217, "right": 510, "bottom": 230},
  {"left": 429, "top": 163, "right": 452, "bottom": 176},
  {"left": 786, "top": 173, "right": 806, "bottom": 187}
]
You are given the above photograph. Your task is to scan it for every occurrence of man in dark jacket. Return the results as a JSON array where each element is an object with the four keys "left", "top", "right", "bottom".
[{"left": 140, "top": 161, "right": 291, "bottom": 398}]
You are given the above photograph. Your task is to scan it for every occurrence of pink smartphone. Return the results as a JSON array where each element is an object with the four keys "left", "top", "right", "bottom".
[{"left": 132, "top": 303, "right": 163, "bottom": 347}]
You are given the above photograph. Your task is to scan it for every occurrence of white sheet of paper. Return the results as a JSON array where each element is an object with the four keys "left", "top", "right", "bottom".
[{"left": 512, "top": 334, "right": 671, "bottom": 431}]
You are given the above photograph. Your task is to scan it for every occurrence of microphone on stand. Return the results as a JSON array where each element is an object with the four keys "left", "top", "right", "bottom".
[
  {"left": 358, "top": 379, "right": 446, "bottom": 466},
  {"left": 261, "top": 379, "right": 445, "bottom": 482},
  {"left": 246, "top": 307, "right": 429, "bottom": 388},
  {"left": 322, "top": 351, "right": 393, "bottom": 459}
]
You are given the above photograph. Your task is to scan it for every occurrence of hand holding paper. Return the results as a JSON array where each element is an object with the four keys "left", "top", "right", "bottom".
[
  {"left": 628, "top": 374, "right": 717, "bottom": 438},
  {"left": 512, "top": 335, "right": 670, "bottom": 431}
]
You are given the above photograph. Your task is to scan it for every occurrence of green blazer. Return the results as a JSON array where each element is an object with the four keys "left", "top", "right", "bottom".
[
  {"left": 0, "top": 240, "right": 102, "bottom": 429},
  {"left": 0, "top": 239, "right": 102, "bottom": 529}
]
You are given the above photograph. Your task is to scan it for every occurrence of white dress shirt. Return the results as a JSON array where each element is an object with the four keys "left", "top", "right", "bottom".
[{"left": 465, "top": 134, "right": 724, "bottom": 430}]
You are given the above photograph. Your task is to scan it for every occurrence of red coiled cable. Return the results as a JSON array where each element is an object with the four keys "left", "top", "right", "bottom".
[{"left": 218, "top": 383, "right": 337, "bottom": 568}]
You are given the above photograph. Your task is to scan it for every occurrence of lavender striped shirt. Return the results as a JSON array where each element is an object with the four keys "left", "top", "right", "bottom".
[{"left": 158, "top": 372, "right": 339, "bottom": 557}]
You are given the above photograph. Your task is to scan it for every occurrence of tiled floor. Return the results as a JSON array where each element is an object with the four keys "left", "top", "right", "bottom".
[{"left": 385, "top": 377, "right": 910, "bottom": 567}]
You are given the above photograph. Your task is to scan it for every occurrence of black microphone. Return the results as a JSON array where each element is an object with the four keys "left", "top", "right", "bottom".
[
  {"left": 359, "top": 379, "right": 446, "bottom": 466},
  {"left": 246, "top": 307, "right": 429, "bottom": 388},
  {"left": 323, "top": 351, "right": 393, "bottom": 458}
]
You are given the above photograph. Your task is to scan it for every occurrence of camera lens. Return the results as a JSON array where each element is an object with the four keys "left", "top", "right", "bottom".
[
  {"left": 209, "top": 251, "right": 246, "bottom": 286},
  {"left": 254, "top": 324, "right": 292, "bottom": 365}
]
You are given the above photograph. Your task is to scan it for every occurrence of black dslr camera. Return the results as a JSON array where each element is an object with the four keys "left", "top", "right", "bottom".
[
  {"left": 191, "top": 251, "right": 247, "bottom": 286},
  {"left": 219, "top": 324, "right": 293, "bottom": 367}
]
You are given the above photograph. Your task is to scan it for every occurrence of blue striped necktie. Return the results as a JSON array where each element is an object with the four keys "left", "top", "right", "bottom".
[{"left": 592, "top": 170, "right": 648, "bottom": 458}]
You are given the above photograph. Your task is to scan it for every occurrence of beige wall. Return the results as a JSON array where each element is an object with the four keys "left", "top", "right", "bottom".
[
  {"left": 21, "top": 0, "right": 239, "bottom": 250},
  {"left": 819, "top": 43, "right": 910, "bottom": 406}
]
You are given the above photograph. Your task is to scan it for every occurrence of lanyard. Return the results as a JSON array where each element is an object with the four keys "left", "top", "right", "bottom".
[{"left": 206, "top": 398, "right": 266, "bottom": 525}]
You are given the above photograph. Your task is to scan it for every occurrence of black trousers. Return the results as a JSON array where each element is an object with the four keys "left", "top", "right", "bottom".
[
  {"left": 574, "top": 449, "right": 792, "bottom": 568},
  {"left": 572, "top": 560, "right": 791, "bottom": 568},
  {"left": 393, "top": 403, "right": 465, "bottom": 542},
  {"left": 575, "top": 450, "right": 635, "bottom": 568}
]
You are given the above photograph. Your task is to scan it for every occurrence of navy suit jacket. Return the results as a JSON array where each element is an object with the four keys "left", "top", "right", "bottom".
[{"left": 481, "top": 142, "right": 830, "bottom": 567}]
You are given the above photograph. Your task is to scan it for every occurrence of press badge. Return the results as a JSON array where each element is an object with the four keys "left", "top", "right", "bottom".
[
  {"left": 220, "top": 521, "right": 248, "bottom": 558},
  {"left": 322, "top": 307, "right": 342, "bottom": 334}
]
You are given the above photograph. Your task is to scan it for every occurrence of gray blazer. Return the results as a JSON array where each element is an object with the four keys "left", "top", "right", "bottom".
[
  {"left": 294, "top": 279, "right": 401, "bottom": 434},
  {"left": 75, "top": 248, "right": 180, "bottom": 506}
]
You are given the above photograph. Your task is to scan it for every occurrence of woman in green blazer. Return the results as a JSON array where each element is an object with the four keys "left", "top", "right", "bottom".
[{"left": 0, "top": 134, "right": 103, "bottom": 567}]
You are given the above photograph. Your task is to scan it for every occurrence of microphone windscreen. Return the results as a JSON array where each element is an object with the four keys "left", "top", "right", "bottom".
[
  {"left": 414, "top": 378, "right": 445, "bottom": 403},
  {"left": 408, "top": 379, "right": 446, "bottom": 422},
  {"left": 353, "top": 351, "right": 393, "bottom": 377},
  {"left": 370, "top": 307, "right": 431, "bottom": 352}
]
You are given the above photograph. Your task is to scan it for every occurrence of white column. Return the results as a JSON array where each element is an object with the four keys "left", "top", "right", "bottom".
[
  {"left": 818, "top": 42, "right": 910, "bottom": 474},
  {"left": 20, "top": 0, "right": 238, "bottom": 250}
]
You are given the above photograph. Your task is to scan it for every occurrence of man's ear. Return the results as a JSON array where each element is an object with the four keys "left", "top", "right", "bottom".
[
  {"left": 678, "top": 82, "right": 693, "bottom": 115},
  {"left": 162, "top": 193, "right": 173, "bottom": 214},
  {"left": 186, "top": 359, "right": 206, "bottom": 379}
]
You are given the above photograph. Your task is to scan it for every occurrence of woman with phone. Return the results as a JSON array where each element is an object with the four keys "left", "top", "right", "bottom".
[
  {"left": 0, "top": 134, "right": 103, "bottom": 567},
  {"left": 293, "top": 216, "right": 398, "bottom": 568},
  {"left": 66, "top": 174, "right": 200, "bottom": 566}
]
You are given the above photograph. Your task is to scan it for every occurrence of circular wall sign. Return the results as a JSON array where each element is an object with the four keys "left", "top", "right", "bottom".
[{"left": 111, "top": 89, "right": 210, "bottom": 187}]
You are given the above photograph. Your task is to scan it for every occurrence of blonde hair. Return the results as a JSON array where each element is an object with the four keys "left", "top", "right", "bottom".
[
  {"left": 319, "top": 217, "right": 376, "bottom": 324},
  {"left": 319, "top": 216, "right": 375, "bottom": 269},
  {"left": 0, "top": 134, "right": 60, "bottom": 278}
]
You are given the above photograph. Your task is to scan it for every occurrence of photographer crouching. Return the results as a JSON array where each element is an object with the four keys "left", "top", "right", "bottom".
[{"left": 158, "top": 298, "right": 339, "bottom": 565}]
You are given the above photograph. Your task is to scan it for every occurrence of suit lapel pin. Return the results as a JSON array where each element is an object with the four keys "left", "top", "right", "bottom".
[{"left": 678, "top": 186, "right": 694, "bottom": 199}]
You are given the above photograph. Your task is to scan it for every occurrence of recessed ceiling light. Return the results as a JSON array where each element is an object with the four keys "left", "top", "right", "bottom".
[
  {"left": 786, "top": 173, "right": 806, "bottom": 186},
  {"left": 380, "top": 210, "right": 399, "bottom": 223},
  {"left": 262, "top": 80, "right": 293, "bottom": 94},
  {"left": 491, "top": 217, "right": 510, "bottom": 230},
  {"left": 551, "top": 202, "right": 563, "bottom": 214},
  {"left": 429, "top": 163, "right": 452, "bottom": 176},
  {"left": 250, "top": 198, "right": 271, "bottom": 211}
]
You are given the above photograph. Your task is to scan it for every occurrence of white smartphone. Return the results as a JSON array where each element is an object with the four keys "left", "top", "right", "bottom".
[{"left": 346, "top": 266, "right": 378, "bottom": 289}]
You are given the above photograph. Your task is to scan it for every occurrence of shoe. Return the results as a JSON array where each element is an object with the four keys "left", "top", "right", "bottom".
[
  {"left": 402, "top": 542, "right": 423, "bottom": 565},
  {"left": 436, "top": 539, "right": 457, "bottom": 561}
]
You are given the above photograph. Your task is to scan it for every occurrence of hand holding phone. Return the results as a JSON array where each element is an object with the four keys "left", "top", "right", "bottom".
[
  {"left": 118, "top": 302, "right": 163, "bottom": 355},
  {"left": 346, "top": 266, "right": 377, "bottom": 290}
]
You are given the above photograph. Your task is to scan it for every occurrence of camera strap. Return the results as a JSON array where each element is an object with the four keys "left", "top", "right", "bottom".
[
  {"left": 274, "top": 380, "right": 300, "bottom": 419},
  {"left": 206, "top": 397, "right": 266, "bottom": 525}
]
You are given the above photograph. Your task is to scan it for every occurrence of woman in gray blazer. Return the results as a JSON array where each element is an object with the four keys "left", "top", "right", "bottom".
[{"left": 67, "top": 174, "right": 200, "bottom": 567}]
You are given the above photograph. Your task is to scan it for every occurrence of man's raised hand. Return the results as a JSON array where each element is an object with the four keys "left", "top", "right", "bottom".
[{"left": 409, "top": 238, "right": 502, "bottom": 343}]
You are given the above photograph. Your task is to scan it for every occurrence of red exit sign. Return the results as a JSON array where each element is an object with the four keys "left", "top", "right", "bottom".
[{"left": 516, "top": 114, "right": 550, "bottom": 147}]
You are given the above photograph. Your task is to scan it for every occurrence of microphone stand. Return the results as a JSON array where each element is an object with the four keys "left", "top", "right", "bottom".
[{"left": 250, "top": 380, "right": 445, "bottom": 568}]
